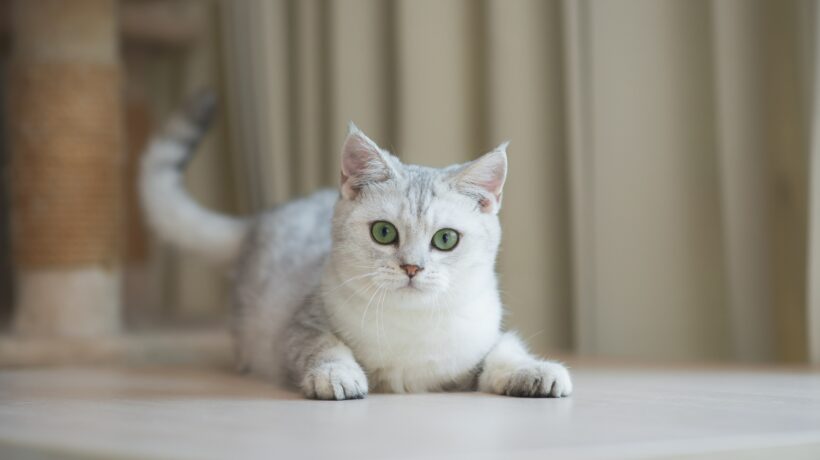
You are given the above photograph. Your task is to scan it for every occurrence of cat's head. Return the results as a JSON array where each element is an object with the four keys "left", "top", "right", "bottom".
[{"left": 329, "top": 124, "right": 507, "bottom": 305}]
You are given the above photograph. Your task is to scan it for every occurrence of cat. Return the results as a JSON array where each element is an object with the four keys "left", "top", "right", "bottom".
[{"left": 140, "top": 91, "right": 572, "bottom": 400}]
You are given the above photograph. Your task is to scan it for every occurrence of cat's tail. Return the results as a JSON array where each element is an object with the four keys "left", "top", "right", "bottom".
[{"left": 139, "top": 90, "right": 249, "bottom": 265}]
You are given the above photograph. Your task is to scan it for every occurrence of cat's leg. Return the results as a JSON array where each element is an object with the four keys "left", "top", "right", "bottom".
[
  {"left": 285, "top": 309, "right": 368, "bottom": 400},
  {"left": 478, "top": 332, "right": 572, "bottom": 398}
]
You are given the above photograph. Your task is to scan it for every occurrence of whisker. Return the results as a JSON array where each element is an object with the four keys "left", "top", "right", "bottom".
[
  {"left": 376, "top": 283, "right": 389, "bottom": 366},
  {"left": 324, "top": 271, "right": 378, "bottom": 294},
  {"left": 338, "top": 279, "right": 377, "bottom": 310},
  {"left": 360, "top": 282, "right": 384, "bottom": 331}
]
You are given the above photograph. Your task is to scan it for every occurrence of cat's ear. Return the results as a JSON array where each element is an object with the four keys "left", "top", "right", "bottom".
[
  {"left": 451, "top": 142, "right": 508, "bottom": 214},
  {"left": 340, "top": 123, "right": 397, "bottom": 200}
]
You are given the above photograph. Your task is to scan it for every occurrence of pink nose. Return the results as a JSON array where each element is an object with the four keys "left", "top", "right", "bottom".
[{"left": 400, "top": 264, "right": 423, "bottom": 278}]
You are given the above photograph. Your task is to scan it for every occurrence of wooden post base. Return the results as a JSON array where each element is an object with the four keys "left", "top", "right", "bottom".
[
  {"left": 13, "top": 268, "right": 121, "bottom": 337},
  {"left": 0, "top": 329, "right": 232, "bottom": 367}
]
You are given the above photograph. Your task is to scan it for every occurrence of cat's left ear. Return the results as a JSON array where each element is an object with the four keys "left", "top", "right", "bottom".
[{"left": 451, "top": 142, "right": 508, "bottom": 214}]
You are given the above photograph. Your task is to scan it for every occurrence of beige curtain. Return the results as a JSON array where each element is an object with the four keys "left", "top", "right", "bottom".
[
  {"left": 219, "top": 0, "right": 817, "bottom": 363},
  {"left": 808, "top": 0, "right": 820, "bottom": 365}
]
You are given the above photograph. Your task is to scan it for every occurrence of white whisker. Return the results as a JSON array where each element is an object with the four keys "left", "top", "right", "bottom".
[
  {"left": 324, "top": 271, "right": 378, "bottom": 294},
  {"left": 360, "top": 282, "right": 384, "bottom": 331}
]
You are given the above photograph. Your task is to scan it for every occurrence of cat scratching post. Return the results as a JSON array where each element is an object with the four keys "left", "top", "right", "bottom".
[
  {"left": 0, "top": 0, "right": 232, "bottom": 367},
  {"left": 8, "top": 0, "right": 123, "bottom": 337}
]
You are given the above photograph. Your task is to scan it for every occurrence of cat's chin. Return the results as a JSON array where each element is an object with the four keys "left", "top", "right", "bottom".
[
  {"left": 396, "top": 284, "right": 428, "bottom": 295},
  {"left": 389, "top": 282, "right": 445, "bottom": 304}
]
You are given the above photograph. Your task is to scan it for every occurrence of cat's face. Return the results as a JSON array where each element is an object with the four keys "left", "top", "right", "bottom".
[{"left": 329, "top": 126, "right": 507, "bottom": 306}]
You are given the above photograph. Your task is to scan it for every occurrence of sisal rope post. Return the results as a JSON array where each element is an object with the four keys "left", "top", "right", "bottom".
[{"left": 8, "top": 0, "right": 123, "bottom": 337}]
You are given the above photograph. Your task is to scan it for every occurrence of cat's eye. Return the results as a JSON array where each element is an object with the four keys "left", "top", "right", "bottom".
[
  {"left": 432, "top": 228, "right": 459, "bottom": 251},
  {"left": 371, "top": 221, "right": 398, "bottom": 245}
]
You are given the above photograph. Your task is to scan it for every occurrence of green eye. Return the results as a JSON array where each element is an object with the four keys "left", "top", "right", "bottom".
[
  {"left": 432, "top": 228, "right": 459, "bottom": 251},
  {"left": 371, "top": 221, "right": 398, "bottom": 245}
]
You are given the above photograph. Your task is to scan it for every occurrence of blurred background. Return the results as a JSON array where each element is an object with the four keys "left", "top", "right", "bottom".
[{"left": 0, "top": 0, "right": 819, "bottom": 366}]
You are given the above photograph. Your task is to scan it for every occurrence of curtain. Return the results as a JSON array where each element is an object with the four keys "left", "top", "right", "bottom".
[
  {"left": 808, "top": 0, "right": 820, "bottom": 365},
  {"left": 219, "top": 0, "right": 816, "bottom": 363}
]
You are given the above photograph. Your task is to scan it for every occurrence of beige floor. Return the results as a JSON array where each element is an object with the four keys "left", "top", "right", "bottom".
[{"left": 0, "top": 364, "right": 819, "bottom": 459}]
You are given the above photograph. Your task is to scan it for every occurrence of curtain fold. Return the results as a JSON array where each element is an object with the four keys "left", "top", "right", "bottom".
[
  {"left": 807, "top": 0, "right": 820, "bottom": 365},
  {"left": 711, "top": 0, "right": 774, "bottom": 362}
]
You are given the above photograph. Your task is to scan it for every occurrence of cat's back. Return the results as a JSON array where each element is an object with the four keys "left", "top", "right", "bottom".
[
  {"left": 233, "top": 188, "right": 337, "bottom": 378},
  {"left": 256, "top": 188, "right": 337, "bottom": 256},
  {"left": 237, "top": 188, "right": 337, "bottom": 291}
]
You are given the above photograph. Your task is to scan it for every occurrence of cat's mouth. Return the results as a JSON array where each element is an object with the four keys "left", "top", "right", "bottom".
[
  {"left": 396, "top": 277, "right": 434, "bottom": 295},
  {"left": 380, "top": 275, "right": 439, "bottom": 295},
  {"left": 402, "top": 280, "right": 422, "bottom": 291}
]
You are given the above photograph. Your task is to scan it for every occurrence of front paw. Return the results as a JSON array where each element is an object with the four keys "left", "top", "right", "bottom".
[
  {"left": 491, "top": 361, "right": 573, "bottom": 398},
  {"left": 301, "top": 360, "right": 368, "bottom": 400}
]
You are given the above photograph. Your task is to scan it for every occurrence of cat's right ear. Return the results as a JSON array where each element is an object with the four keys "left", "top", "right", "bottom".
[{"left": 340, "top": 124, "right": 396, "bottom": 200}]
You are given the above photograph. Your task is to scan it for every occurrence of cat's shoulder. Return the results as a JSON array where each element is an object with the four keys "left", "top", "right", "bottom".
[{"left": 252, "top": 189, "right": 337, "bottom": 229}]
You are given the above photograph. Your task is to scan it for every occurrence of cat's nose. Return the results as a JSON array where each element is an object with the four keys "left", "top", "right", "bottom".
[{"left": 400, "top": 264, "right": 424, "bottom": 278}]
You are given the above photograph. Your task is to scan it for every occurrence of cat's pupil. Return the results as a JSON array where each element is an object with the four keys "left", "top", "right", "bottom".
[
  {"left": 442, "top": 234, "right": 449, "bottom": 243},
  {"left": 381, "top": 227, "right": 388, "bottom": 236}
]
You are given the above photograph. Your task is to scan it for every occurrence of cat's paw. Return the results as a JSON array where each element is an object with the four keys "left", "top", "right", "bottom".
[
  {"left": 301, "top": 360, "right": 369, "bottom": 400},
  {"left": 492, "top": 361, "right": 573, "bottom": 398}
]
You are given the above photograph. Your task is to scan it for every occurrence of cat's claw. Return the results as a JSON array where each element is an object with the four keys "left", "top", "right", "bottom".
[
  {"left": 302, "top": 361, "right": 369, "bottom": 400},
  {"left": 498, "top": 362, "right": 573, "bottom": 398}
]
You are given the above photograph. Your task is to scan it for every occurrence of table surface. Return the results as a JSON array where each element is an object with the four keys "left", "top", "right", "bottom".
[{"left": 0, "top": 364, "right": 819, "bottom": 459}]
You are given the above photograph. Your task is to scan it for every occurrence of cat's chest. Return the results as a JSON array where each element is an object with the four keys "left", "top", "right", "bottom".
[{"left": 326, "top": 295, "right": 501, "bottom": 393}]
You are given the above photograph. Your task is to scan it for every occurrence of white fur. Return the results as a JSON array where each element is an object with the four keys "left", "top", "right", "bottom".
[
  {"left": 233, "top": 190, "right": 337, "bottom": 379},
  {"left": 478, "top": 332, "right": 573, "bottom": 397},
  {"left": 301, "top": 342, "right": 369, "bottom": 399},
  {"left": 140, "top": 116, "right": 248, "bottom": 265}
]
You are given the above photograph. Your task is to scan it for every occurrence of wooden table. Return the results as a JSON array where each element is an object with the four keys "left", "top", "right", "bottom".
[{"left": 0, "top": 364, "right": 818, "bottom": 459}]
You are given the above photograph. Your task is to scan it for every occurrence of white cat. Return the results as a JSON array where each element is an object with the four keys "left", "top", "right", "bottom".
[{"left": 141, "top": 92, "right": 572, "bottom": 400}]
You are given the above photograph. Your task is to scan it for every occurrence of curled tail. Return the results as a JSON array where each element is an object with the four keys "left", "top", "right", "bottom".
[{"left": 140, "top": 90, "right": 248, "bottom": 265}]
